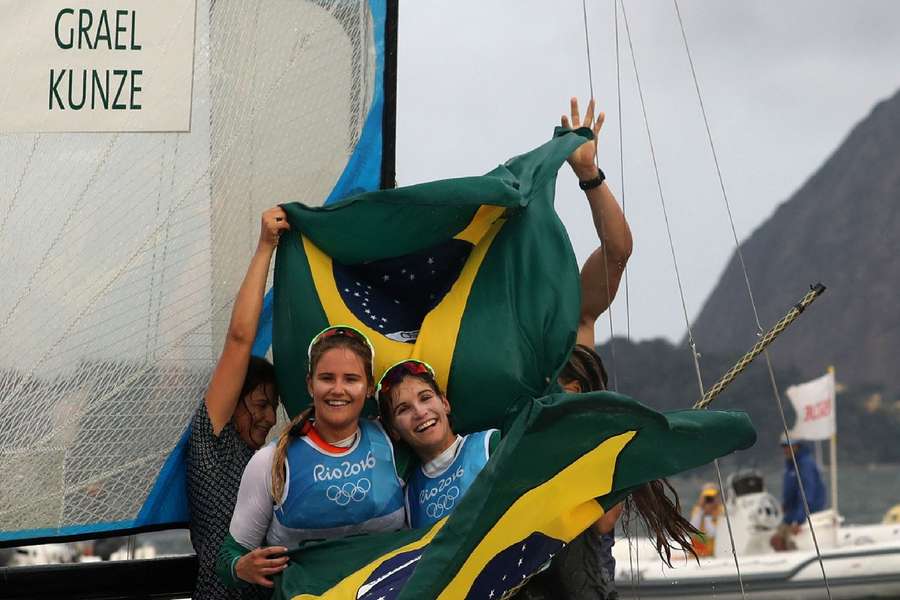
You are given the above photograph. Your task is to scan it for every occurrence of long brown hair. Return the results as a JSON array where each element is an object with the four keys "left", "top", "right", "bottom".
[
  {"left": 562, "top": 344, "right": 698, "bottom": 563},
  {"left": 558, "top": 344, "right": 609, "bottom": 392},
  {"left": 629, "top": 479, "right": 699, "bottom": 565},
  {"left": 270, "top": 330, "right": 374, "bottom": 502}
]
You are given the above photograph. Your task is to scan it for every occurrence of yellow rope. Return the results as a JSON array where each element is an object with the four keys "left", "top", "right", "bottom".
[{"left": 693, "top": 284, "right": 825, "bottom": 410}]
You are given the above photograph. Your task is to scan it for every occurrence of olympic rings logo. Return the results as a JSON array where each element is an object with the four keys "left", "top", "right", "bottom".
[
  {"left": 424, "top": 485, "right": 460, "bottom": 519},
  {"left": 326, "top": 477, "right": 372, "bottom": 506}
]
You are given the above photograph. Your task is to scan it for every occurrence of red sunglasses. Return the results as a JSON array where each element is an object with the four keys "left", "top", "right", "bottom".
[
  {"left": 307, "top": 325, "right": 375, "bottom": 373},
  {"left": 376, "top": 360, "right": 436, "bottom": 397}
]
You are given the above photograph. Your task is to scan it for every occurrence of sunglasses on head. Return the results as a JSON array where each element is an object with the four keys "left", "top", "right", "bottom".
[
  {"left": 376, "top": 359, "right": 436, "bottom": 397},
  {"left": 307, "top": 325, "right": 376, "bottom": 372}
]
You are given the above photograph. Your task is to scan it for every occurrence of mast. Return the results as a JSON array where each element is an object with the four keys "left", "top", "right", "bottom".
[{"left": 828, "top": 365, "right": 839, "bottom": 518}]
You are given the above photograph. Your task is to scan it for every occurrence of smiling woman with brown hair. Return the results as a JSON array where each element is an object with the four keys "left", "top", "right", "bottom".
[{"left": 376, "top": 359, "right": 498, "bottom": 529}]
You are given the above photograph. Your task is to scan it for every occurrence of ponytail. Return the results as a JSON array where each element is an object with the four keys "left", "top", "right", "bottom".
[
  {"left": 628, "top": 479, "right": 699, "bottom": 566},
  {"left": 271, "top": 407, "right": 314, "bottom": 503}
]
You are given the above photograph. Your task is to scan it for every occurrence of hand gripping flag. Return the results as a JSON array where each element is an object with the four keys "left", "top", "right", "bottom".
[
  {"left": 271, "top": 392, "right": 756, "bottom": 599},
  {"left": 273, "top": 128, "right": 589, "bottom": 431}
]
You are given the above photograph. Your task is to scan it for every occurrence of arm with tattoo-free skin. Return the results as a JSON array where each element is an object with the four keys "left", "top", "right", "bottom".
[
  {"left": 561, "top": 97, "right": 633, "bottom": 348},
  {"left": 562, "top": 97, "right": 632, "bottom": 534},
  {"left": 205, "top": 207, "right": 290, "bottom": 434}
]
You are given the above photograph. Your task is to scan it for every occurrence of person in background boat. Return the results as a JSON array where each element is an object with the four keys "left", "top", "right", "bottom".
[
  {"left": 689, "top": 483, "right": 723, "bottom": 557},
  {"left": 771, "top": 437, "right": 826, "bottom": 551},
  {"left": 217, "top": 326, "right": 406, "bottom": 590},
  {"left": 186, "top": 207, "right": 288, "bottom": 600},
  {"left": 883, "top": 504, "right": 900, "bottom": 525}
]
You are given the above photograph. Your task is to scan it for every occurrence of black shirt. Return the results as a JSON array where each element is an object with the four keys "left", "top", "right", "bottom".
[{"left": 186, "top": 401, "right": 269, "bottom": 600}]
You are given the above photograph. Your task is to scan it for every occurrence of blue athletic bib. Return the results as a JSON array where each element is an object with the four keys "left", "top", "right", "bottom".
[
  {"left": 275, "top": 420, "right": 404, "bottom": 534},
  {"left": 405, "top": 429, "right": 497, "bottom": 528}
]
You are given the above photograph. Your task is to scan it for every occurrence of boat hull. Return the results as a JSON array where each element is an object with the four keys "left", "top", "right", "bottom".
[{"left": 614, "top": 542, "right": 900, "bottom": 599}]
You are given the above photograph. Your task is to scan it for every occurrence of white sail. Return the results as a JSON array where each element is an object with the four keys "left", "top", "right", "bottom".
[{"left": 0, "top": 0, "right": 386, "bottom": 542}]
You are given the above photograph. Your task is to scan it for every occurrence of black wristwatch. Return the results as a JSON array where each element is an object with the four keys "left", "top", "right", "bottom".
[{"left": 578, "top": 168, "right": 606, "bottom": 190}]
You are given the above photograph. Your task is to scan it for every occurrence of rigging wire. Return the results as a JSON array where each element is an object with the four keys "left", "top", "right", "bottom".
[
  {"left": 610, "top": 2, "right": 639, "bottom": 594},
  {"left": 671, "top": 2, "right": 833, "bottom": 597},
  {"left": 614, "top": 0, "right": 631, "bottom": 341},
  {"left": 633, "top": 505, "right": 642, "bottom": 600},
  {"left": 617, "top": 1, "right": 748, "bottom": 597},
  {"left": 614, "top": 0, "right": 632, "bottom": 590},
  {"left": 623, "top": 495, "right": 640, "bottom": 599},
  {"left": 580, "top": 0, "right": 620, "bottom": 391}
]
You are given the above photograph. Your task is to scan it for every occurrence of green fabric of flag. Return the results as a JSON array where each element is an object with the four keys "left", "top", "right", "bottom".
[
  {"left": 271, "top": 392, "right": 756, "bottom": 600},
  {"left": 273, "top": 129, "right": 589, "bottom": 432}
]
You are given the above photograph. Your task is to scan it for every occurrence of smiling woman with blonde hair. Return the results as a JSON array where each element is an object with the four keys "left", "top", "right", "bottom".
[{"left": 217, "top": 326, "right": 405, "bottom": 591}]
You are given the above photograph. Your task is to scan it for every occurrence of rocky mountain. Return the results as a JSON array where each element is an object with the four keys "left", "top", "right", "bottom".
[
  {"left": 597, "top": 338, "right": 900, "bottom": 465},
  {"left": 690, "top": 88, "right": 900, "bottom": 401}
]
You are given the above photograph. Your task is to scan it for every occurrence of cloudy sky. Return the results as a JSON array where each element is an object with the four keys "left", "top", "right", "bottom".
[{"left": 396, "top": 0, "right": 900, "bottom": 344}]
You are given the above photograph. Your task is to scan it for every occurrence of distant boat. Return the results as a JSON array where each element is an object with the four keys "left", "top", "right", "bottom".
[
  {"left": 613, "top": 366, "right": 900, "bottom": 600},
  {"left": 613, "top": 470, "right": 900, "bottom": 599}
]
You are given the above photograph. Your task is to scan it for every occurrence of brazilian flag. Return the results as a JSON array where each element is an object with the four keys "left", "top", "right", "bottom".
[
  {"left": 272, "top": 392, "right": 756, "bottom": 599},
  {"left": 274, "top": 129, "right": 588, "bottom": 430},
  {"left": 271, "top": 131, "right": 757, "bottom": 598}
]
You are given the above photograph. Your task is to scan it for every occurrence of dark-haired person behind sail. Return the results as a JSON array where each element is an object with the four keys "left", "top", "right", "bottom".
[
  {"left": 217, "top": 326, "right": 405, "bottom": 590},
  {"left": 186, "top": 207, "right": 288, "bottom": 600}
]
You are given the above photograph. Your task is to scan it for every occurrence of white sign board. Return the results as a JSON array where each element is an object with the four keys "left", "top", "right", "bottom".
[
  {"left": 0, "top": 1, "right": 196, "bottom": 132},
  {"left": 786, "top": 371, "right": 836, "bottom": 441}
]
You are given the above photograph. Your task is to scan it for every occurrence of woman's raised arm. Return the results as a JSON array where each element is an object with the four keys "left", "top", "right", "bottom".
[{"left": 205, "top": 207, "right": 289, "bottom": 434}]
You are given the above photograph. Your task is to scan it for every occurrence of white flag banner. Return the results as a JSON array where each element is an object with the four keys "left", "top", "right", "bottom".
[{"left": 786, "top": 372, "right": 836, "bottom": 441}]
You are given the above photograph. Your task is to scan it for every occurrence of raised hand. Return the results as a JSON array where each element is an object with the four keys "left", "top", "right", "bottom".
[
  {"left": 235, "top": 545, "right": 290, "bottom": 588},
  {"left": 258, "top": 206, "right": 291, "bottom": 251},
  {"left": 561, "top": 97, "right": 605, "bottom": 180}
]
